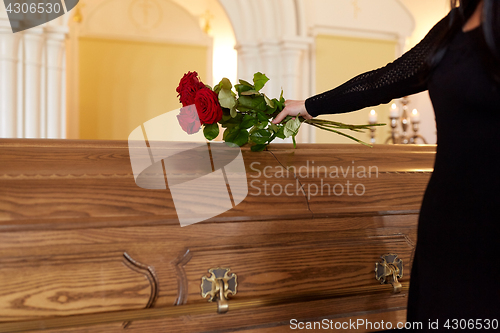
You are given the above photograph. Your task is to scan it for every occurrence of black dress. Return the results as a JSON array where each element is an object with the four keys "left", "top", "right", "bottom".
[{"left": 305, "top": 10, "right": 500, "bottom": 329}]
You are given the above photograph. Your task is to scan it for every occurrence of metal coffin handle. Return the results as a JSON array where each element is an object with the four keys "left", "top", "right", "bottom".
[
  {"left": 201, "top": 267, "right": 237, "bottom": 313},
  {"left": 375, "top": 254, "right": 403, "bottom": 293}
]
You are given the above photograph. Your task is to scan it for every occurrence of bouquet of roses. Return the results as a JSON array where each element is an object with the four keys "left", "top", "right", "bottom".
[{"left": 176, "top": 71, "right": 382, "bottom": 151}]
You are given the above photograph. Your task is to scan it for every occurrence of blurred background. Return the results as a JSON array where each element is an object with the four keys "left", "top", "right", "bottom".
[{"left": 0, "top": 0, "right": 451, "bottom": 144}]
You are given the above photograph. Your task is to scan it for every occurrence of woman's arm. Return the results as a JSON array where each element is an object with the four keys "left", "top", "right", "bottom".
[{"left": 272, "top": 9, "right": 454, "bottom": 123}]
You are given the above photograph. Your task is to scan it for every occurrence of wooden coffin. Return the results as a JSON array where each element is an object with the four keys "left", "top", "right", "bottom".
[{"left": 0, "top": 139, "right": 435, "bottom": 332}]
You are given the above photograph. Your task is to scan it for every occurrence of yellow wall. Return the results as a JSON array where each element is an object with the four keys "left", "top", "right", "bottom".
[
  {"left": 78, "top": 37, "right": 208, "bottom": 140},
  {"left": 314, "top": 35, "right": 397, "bottom": 144}
]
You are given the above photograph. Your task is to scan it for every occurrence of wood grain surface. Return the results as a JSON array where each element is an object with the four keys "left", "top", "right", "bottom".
[
  {"left": 0, "top": 252, "right": 154, "bottom": 321},
  {"left": 0, "top": 140, "right": 436, "bottom": 332}
]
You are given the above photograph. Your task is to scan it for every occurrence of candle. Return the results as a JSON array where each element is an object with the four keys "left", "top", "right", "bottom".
[
  {"left": 369, "top": 109, "right": 377, "bottom": 124},
  {"left": 411, "top": 109, "right": 420, "bottom": 123},
  {"left": 390, "top": 103, "right": 399, "bottom": 118}
]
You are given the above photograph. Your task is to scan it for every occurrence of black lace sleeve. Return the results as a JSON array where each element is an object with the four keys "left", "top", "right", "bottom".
[{"left": 305, "top": 11, "right": 453, "bottom": 117}]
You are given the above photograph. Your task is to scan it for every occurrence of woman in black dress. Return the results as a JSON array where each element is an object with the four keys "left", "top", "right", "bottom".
[{"left": 274, "top": 0, "right": 500, "bottom": 329}]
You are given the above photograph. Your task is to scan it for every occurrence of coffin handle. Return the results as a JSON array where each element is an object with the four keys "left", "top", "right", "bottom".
[
  {"left": 375, "top": 254, "right": 403, "bottom": 293},
  {"left": 201, "top": 267, "right": 237, "bottom": 314}
]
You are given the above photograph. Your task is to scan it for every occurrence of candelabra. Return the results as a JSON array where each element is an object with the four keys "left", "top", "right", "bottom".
[{"left": 368, "top": 97, "right": 428, "bottom": 145}]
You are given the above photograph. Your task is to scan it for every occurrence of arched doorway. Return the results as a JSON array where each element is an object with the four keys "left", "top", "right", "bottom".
[
  {"left": 62, "top": 0, "right": 414, "bottom": 142},
  {"left": 66, "top": 0, "right": 236, "bottom": 140}
]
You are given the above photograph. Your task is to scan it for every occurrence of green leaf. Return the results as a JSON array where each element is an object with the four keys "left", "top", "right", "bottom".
[
  {"left": 251, "top": 144, "right": 267, "bottom": 152},
  {"left": 270, "top": 123, "right": 279, "bottom": 133},
  {"left": 237, "top": 95, "right": 253, "bottom": 109},
  {"left": 276, "top": 126, "right": 286, "bottom": 139},
  {"left": 257, "top": 111, "right": 269, "bottom": 122},
  {"left": 240, "top": 115, "right": 258, "bottom": 129},
  {"left": 263, "top": 94, "right": 275, "bottom": 108},
  {"left": 240, "top": 90, "right": 261, "bottom": 96},
  {"left": 219, "top": 88, "right": 237, "bottom": 110},
  {"left": 223, "top": 125, "right": 239, "bottom": 140},
  {"left": 236, "top": 106, "right": 251, "bottom": 113},
  {"left": 222, "top": 113, "right": 243, "bottom": 125},
  {"left": 225, "top": 127, "right": 249, "bottom": 147},
  {"left": 239, "top": 79, "right": 254, "bottom": 87},
  {"left": 233, "top": 113, "right": 244, "bottom": 122},
  {"left": 220, "top": 78, "right": 232, "bottom": 90},
  {"left": 284, "top": 117, "right": 302, "bottom": 138},
  {"left": 250, "top": 129, "right": 272, "bottom": 145},
  {"left": 232, "top": 130, "right": 249, "bottom": 146},
  {"left": 213, "top": 82, "right": 222, "bottom": 95},
  {"left": 253, "top": 72, "right": 270, "bottom": 92},
  {"left": 256, "top": 121, "right": 267, "bottom": 129},
  {"left": 234, "top": 84, "right": 253, "bottom": 95},
  {"left": 221, "top": 113, "right": 232, "bottom": 123},
  {"left": 230, "top": 107, "right": 237, "bottom": 118},
  {"left": 273, "top": 98, "right": 284, "bottom": 111},
  {"left": 280, "top": 89, "right": 285, "bottom": 103},
  {"left": 238, "top": 95, "right": 267, "bottom": 112},
  {"left": 203, "top": 123, "right": 219, "bottom": 141}
]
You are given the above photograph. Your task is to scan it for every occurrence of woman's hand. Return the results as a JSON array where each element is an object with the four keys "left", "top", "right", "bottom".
[{"left": 271, "top": 100, "right": 313, "bottom": 124}]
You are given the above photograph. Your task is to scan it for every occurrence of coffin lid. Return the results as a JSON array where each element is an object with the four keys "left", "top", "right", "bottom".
[{"left": 0, "top": 139, "right": 435, "bottom": 230}]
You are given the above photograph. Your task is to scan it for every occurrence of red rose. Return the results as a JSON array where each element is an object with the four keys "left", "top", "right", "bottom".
[
  {"left": 177, "top": 105, "right": 201, "bottom": 134},
  {"left": 194, "top": 87, "right": 223, "bottom": 124},
  {"left": 176, "top": 71, "right": 206, "bottom": 106}
]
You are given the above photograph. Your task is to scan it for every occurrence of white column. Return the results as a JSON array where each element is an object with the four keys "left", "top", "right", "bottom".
[
  {"left": 44, "top": 26, "right": 67, "bottom": 138},
  {"left": 60, "top": 47, "right": 66, "bottom": 138},
  {"left": 234, "top": 42, "right": 260, "bottom": 82},
  {"left": 281, "top": 38, "right": 314, "bottom": 143},
  {"left": 0, "top": 24, "right": 21, "bottom": 138},
  {"left": 259, "top": 41, "right": 281, "bottom": 97},
  {"left": 66, "top": 20, "right": 79, "bottom": 139},
  {"left": 23, "top": 28, "right": 44, "bottom": 138},
  {"left": 281, "top": 38, "right": 312, "bottom": 99}
]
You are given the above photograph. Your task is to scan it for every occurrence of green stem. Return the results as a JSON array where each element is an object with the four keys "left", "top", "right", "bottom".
[
  {"left": 306, "top": 119, "right": 385, "bottom": 129},
  {"left": 312, "top": 124, "right": 365, "bottom": 133},
  {"left": 309, "top": 123, "right": 372, "bottom": 147},
  {"left": 307, "top": 122, "right": 367, "bottom": 132},
  {"left": 267, "top": 133, "right": 277, "bottom": 144}
]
